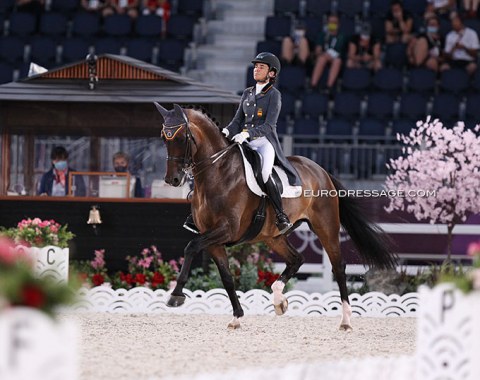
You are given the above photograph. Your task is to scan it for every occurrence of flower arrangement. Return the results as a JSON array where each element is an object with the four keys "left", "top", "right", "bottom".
[
  {"left": 0, "top": 218, "right": 75, "bottom": 248},
  {"left": 0, "top": 238, "right": 76, "bottom": 317}
]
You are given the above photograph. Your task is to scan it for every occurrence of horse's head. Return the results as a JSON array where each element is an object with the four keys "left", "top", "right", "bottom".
[{"left": 154, "top": 102, "right": 193, "bottom": 187}]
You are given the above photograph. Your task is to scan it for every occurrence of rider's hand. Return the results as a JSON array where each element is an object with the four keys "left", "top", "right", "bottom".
[
  {"left": 232, "top": 131, "right": 250, "bottom": 144},
  {"left": 221, "top": 128, "right": 230, "bottom": 138}
]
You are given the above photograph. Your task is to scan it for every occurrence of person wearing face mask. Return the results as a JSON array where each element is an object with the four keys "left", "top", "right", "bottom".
[
  {"left": 38, "top": 146, "right": 86, "bottom": 197},
  {"left": 407, "top": 16, "right": 444, "bottom": 72},
  {"left": 385, "top": 0, "right": 413, "bottom": 44},
  {"left": 346, "top": 23, "right": 382, "bottom": 71},
  {"left": 310, "top": 13, "right": 346, "bottom": 92},
  {"left": 112, "top": 151, "right": 144, "bottom": 198}
]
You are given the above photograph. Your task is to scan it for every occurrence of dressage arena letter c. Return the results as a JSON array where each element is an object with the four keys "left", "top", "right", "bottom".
[
  {"left": 47, "top": 248, "right": 55, "bottom": 265},
  {"left": 441, "top": 289, "right": 455, "bottom": 323}
]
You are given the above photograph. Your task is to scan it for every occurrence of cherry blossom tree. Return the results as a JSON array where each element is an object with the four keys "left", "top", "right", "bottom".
[{"left": 385, "top": 117, "right": 480, "bottom": 261}]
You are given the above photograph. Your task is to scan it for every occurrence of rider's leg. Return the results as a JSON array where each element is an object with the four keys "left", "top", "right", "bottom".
[{"left": 249, "top": 138, "right": 292, "bottom": 234}]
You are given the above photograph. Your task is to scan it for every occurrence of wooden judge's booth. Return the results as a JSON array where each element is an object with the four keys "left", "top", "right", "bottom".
[{"left": 0, "top": 55, "right": 240, "bottom": 271}]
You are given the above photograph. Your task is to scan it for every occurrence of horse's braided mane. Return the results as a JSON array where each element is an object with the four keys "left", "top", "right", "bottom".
[{"left": 183, "top": 104, "right": 220, "bottom": 129}]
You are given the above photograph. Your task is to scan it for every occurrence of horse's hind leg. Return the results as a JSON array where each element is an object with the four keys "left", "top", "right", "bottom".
[
  {"left": 265, "top": 236, "right": 305, "bottom": 316},
  {"left": 309, "top": 218, "right": 353, "bottom": 331}
]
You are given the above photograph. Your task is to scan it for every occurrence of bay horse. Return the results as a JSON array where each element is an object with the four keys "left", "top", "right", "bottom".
[{"left": 155, "top": 103, "right": 396, "bottom": 330}]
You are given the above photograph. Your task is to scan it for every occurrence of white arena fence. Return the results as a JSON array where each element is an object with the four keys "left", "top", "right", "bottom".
[{"left": 71, "top": 287, "right": 419, "bottom": 317}]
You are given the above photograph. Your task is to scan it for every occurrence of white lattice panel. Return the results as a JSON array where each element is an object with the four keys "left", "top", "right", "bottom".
[
  {"left": 15, "top": 245, "right": 69, "bottom": 283},
  {"left": 416, "top": 284, "right": 480, "bottom": 380},
  {"left": 0, "top": 308, "right": 77, "bottom": 380},
  {"left": 72, "top": 287, "right": 420, "bottom": 317}
]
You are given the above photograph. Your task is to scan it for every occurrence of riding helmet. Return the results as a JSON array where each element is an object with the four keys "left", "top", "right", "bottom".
[{"left": 251, "top": 52, "right": 281, "bottom": 75}]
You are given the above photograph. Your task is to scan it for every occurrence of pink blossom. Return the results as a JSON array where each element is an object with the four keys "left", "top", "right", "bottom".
[
  {"left": 168, "top": 259, "right": 179, "bottom": 272},
  {"left": 90, "top": 249, "right": 106, "bottom": 270},
  {"left": 138, "top": 256, "right": 154, "bottom": 269},
  {"left": 467, "top": 242, "right": 480, "bottom": 257}
]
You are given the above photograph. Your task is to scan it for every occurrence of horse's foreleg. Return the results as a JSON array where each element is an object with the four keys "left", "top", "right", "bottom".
[
  {"left": 209, "top": 245, "right": 244, "bottom": 329},
  {"left": 168, "top": 227, "right": 229, "bottom": 308},
  {"left": 265, "top": 236, "right": 305, "bottom": 316}
]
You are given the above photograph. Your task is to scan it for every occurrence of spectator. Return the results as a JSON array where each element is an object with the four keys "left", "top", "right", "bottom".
[
  {"left": 408, "top": 16, "right": 444, "bottom": 71},
  {"left": 310, "top": 13, "right": 346, "bottom": 92},
  {"left": 15, "top": 0, "right": 44, "bottom": 15},
  {"left": 81, "top": 0, "right": 108, "bottom": 13},
  {"left": 385, "top": 0, "right": 414, "bottom": 44},
  {"left": 103, "top": 0, "right": 140, "bottom": 19},
  {"left": 441, "top": 12, "right": 479, "bottom": 75},
  {"left": 462, "top": 0, "right": 479, "bottom": 18},
  {"left": 346, "top": 23, "right": 382, "bottom": 71},
  {"left": 425, "top": 0, "right": 457, "bottom": 20},
  {"left": 281, "top": 23, "right": 311, "bottom": 66},
  {"left": 38, "top": 146, "right": 86, "bottom": 197},
  {"left": 112, "top": 151, "right": 144, "bottom": 198},
  {"left": 142, "top": 0, "right": 170, "bottom": 18}
]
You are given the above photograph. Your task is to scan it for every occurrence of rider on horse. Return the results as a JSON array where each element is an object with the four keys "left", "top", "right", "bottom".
[{"left": 184, "top": 52, "right": 301, "bottom": 235}]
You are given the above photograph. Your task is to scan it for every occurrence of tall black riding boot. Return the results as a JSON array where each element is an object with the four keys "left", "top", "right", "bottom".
[
  {"left": 183, "top": 214, "right": 199, "bottom": 234},
  {"left": 264, "top": 176, "right": 293, "bottom": 234}
]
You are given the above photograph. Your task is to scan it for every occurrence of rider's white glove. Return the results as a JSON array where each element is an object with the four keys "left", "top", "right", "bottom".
[
  {"left": 221, "top": 128, "right": 230, "bottom": 138},
  {"left": 232, "top": 131, "right": 250, "bottom": 144}
]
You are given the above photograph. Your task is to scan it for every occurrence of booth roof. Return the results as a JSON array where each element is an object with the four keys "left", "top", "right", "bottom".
[{"left": 0, "top": 55, "right": 240, "bottom": 104}]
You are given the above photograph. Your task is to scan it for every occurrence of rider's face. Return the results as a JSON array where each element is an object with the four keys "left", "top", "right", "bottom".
[{"left": 253, "top": 63, "right": 270, "bottom": 83}]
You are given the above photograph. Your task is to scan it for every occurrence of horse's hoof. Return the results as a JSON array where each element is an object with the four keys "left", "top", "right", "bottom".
[
  {"left": 227, "top": 317, "right": 241, "bottom": 329},
  {"left": 167, "top": 294, "right": 186, "bottom": 307},
  {"left": 339, "top": 324, "right": 353, "bottom": 332},
  {"left": 274, "top": 299, "right": 288, "bottom": 316}
]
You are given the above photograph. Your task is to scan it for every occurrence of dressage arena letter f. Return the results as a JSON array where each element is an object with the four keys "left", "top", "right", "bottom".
[{"left": 441, "top": 289, "right": 455, "bottom": 323}]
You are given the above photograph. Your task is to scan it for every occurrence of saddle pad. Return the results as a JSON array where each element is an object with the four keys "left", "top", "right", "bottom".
[{"left": 237, "top": 145, "right": 302, "bottom": 198}]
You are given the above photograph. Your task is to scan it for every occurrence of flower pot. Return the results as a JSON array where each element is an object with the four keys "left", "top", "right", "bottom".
[
  {"left": 416, "top": 283, "right": 480, "bottom": 380},
  {"left": 0, "top": 307, "right": 77, "bottom": 379},
  {"left": 15, "top": 245, "right": 69, "bottom": 283}
]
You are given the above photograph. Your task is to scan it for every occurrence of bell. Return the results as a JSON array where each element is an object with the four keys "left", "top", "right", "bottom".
[{"left": 87, "top": 205, "right": 102, "bottom": 225}]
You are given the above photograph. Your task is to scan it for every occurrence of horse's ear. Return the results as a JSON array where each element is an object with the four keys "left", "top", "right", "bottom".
[
  {"left": 173, "top": 103, "right": 188, "bottom": 122},
  {"left": 154, "top": 102, "right": 169, "bottom": 118}
]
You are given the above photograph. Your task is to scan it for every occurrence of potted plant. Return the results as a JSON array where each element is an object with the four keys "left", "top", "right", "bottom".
[{"left": 1, "top": 218, "right": 75, "bottom": 282}]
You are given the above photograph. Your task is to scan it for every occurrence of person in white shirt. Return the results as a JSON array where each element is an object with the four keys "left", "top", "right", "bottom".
[{"left": 441, "top": 13, "right": 479, "bottom": 75}]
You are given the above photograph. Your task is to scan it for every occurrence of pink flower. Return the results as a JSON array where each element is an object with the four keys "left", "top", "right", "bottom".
[
  {"left": 90, "top": 249, "right": 106, "bottom": 270},
  {"left": 168, "top": 259, "right": 179, "bottom": 272},
  {"left": 138, "top": 256, "right": 153, "bottom": 269},
  {"left": 467, "top": 242, "right": 480, "bottom": 257}
]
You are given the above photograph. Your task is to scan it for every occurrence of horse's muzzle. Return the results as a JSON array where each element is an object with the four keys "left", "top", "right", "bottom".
[{"left": 165, "top": 175, "right": 183, "bottom": 187}]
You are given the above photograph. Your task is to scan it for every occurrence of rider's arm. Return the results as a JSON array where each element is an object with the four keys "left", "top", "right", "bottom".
[
  {"left": 247, "top": 89, "right": 281, "bottom": 139},
  {"left": 225, "top": 90, "right": 247, "bottom": 137}
]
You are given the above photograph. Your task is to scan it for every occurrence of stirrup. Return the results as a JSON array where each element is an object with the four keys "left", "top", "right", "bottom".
[
  {"left": 276, "top": 214, "right": 293, "bottom": 235},
  {"left": 183, "top": 215, "right": 200, "bottom": 234}
]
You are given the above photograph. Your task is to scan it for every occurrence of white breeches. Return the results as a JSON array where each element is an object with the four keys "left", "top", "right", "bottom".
[{"left": 247, "top": 137, "right": 275, "bottom": 183}]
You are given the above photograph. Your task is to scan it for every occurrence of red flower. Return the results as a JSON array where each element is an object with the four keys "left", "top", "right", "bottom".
[
  {"left": 257, "top": 270, "right": 279, "bottom": 288},
  {"left": 135, "top": 273, "right": 146, "bottom": 285},
  {"left": 151, "top": 272, "right": 165, "bottom": 288},
  {"left": 92, "top": 273, "right": 105, "bottom": 286},
  {"left": 120, "top": 272, "right": 134, "bottom": 285},
  {"left": 20, "top": 285, "right": 45, "bottom": 308}
]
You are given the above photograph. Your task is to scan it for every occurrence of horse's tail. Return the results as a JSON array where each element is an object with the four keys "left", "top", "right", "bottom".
[{"left": 329, "top": 174, "right": 397, "bottom": 269}]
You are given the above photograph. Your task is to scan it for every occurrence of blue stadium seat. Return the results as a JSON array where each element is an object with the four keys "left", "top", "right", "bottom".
[
  {"left": 358, "top": 118, "right": 387, "bottom": 141},
  {"left": 341, "top": 68, "right": 371, "bottom": 93},
  {"left": 465, "top": 19, "right": 480, "bottom": 37},
  {"left": 274, "top": 0, "right": 301, "bottom": 15},
  {"left": 265, "top": 16, "right": 292, "bottom": 41},
  {"left": 384, "top": 43, "right": 408, "bottom": 68},
  {"left": 278, "top": 65, "right": 306, "bottom": 96},
  {"left": 0, "top": 0, "right": 15, "bottom": 14},
  {"left": 301, "top": 93, "right": 329, "bottom": 119},
  {"left": 166, "top": 14, "right": 195, "bottom": 40},
  {"left": 399, "top": 93, "right": 428, "bottom": 121},
  {"left": 256, "top": 40, "right": 281, "bottom": 57},
  {"left": 325, "top": 118, "right": 354, "bottom": 141},
  {"left": 72, "top": 12, "right": 100, "bottom": 38},
  {"left": 29, "top": 36, "right": 58, "bottom": 68},
  {"left": 9, "top": 12, "right": 36, "bottom": 37},
  {"left": 157, "top": 39, "right": 186, "bottom": 71},
  {"left": 333, "top": 92, "right": 362, "bottom": 121},
  {"left": 276, "top": 119, "right": 288, "bottom": 134},
  {"left": 126, "top": 39, "right": 155, "bottom": 63},
  {"left": 403, "top": 0, "right": 427, "bottom": 15},
  {"left": 0, "top": 36, "right": 25, "bottom": 64},
  {"left": 177, "top": 0, "right": 204, "bottom": 18},
  {"left": 0, "top": 62, "right": 14, "bottom": 84},
  {"left": 135, "top": 14, "right": 162, "bottom": 38},
  {"left": 337, "top": 0, "right": 363, "bottom": 17},
  {"left": 431, "top": 93, "right": 460, "bottom": 125},
  {"left": 465, "top": 94, "right": 480, "bottom": 121},
  {"left": 373, "top": 67, "right": 403, "bottom": 95},
  {"left": 39, "top": 12, "right": 68, "bottom": 39},
  {"left": 471, "top": 69, "right": 480, "bottom": 92},
  {"left": 61, "top": 38, "right": 90, "bottom": 63},
  {"left": 245, "top": 66, "right": 254, "bottom": 87},
  {"left": 369, "top": 0, "right": 390, "bottom": 16},
  {"left": 407, "top": 68, "right": 436, "bottom": 94},
  {"left": 305, "top": 0, "right": 332, "bottom": 17},
  {"left": 94, "top": 37, "right": 123, "bottom": 55},
  {"left": 370, "top": 15, "right": 385, "bottom": 41},
  {"left": 104, "top": 14, "right": 132, "bottom": 37},
  {"left": 392, "top": 119, "right": 417, "bottom": 137},
  {"left": 51, "top": 0, "right": 79, "bottom": 15},
  {"left": 302, "top": 16, "right": 323, "bottom": 43},
  {"left": 366, "top": 92, "right": 395, "bottom": 120},
  {"left": 339, "top": 14, "right": 356, "bottom": 38},
  {"left": 293, "top": 118, "right": 319, "bottom": 135},
  {"left": 440, "top": 68, "right": 470, "bottom": 95},
  {"left": 279, "top": 91, "right": 296, "bottom": 120}
]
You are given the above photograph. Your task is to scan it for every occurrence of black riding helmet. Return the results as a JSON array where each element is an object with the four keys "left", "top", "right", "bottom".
[{"left": 251, "top": 52, "right": 281, "bottom": 75}]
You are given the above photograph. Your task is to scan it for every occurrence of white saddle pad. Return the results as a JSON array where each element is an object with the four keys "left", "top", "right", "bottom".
[{"left": 237, "top": 145, "right": 302, "bottom": 198}]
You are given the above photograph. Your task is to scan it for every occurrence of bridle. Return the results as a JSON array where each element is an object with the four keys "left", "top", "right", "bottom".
[{"left": 162, "top": 119, "right": 237, "bottom": 178}]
